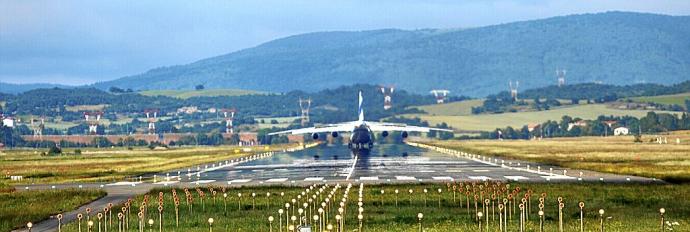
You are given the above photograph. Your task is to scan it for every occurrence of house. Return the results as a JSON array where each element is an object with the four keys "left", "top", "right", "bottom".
[
  {"left": 567, "top": 121, "right": 587, "bottom": 131},
  {"left": 177, "top": 106, "right": 199, "bottom": 114},
  {"left": 2, "top": 117, "right": 14, "bottom": 128},
  {"left": 614, "top": 127, "right": 629, "bottom": 136}
]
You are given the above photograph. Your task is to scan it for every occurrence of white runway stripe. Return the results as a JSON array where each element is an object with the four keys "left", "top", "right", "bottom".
[
  {"left": 473, "top": 169, "right": 490, "bottom": 172},
  {"left": 227, "top": 179, "right": 251, "bottom": 184},
  {"left": 504, "top": 176, "right": 528, "bottom": 181},
  {"left": 266, "top": 178, "right": 288, "bottom": 183},
  {"left": 304, "top": 177, "right": 324, "bottom": 181},
  {"left": 395, "top": 176, "right": 417, "bottom": 181},
  {"left": 432, "top": 176, "right": 454, "bottom": 181},
  {"left": 194, "top": 180, "right": 216, "bottom": 184},
  {"left": 107, "top": 181, "right": 142, "bottom": 186},
  {"left": 468, "top": 176, "right": 492, "bottom": 181},
  {"left": 359, "top": 176, "right": 379, "bottom": 181}
]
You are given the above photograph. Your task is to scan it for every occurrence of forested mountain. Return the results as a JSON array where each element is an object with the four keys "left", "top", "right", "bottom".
[{"left": 94, "top": 12, "right": 690, "bottom": 97}]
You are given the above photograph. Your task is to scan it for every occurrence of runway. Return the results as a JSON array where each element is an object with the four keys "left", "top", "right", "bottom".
[{"left": 155, "top": 143, "right": 655, "bottom": 185}]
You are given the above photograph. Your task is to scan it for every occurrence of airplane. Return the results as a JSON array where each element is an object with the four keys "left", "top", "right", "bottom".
[{"left": 269, "top": 91, "right": 453, "bottom": 149}]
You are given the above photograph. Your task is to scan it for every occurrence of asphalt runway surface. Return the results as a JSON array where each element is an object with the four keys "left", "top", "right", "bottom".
[{"left": 13, "top": 142, "right": 657, "bottom": 232}]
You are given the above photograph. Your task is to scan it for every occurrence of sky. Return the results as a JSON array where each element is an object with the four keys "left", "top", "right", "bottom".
[{"left": 1, "top": 0, "right": 689, "bottom": 85}]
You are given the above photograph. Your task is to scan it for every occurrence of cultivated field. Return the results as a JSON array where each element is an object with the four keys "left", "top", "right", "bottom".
[
  {"left": 401, "top": 104, "right": 681, "bottom": 131},
  {"left": 630, "top": 92, "right": 690, "bottom": 106},
  {"left": 411, "top": 99, "right": 484, "bottom": 116},
  {"left": 0, "top": 189, "right": 105, "bottom": 232},
  {"left": 54, "top": 183, "right": 689, "bottom": 232},
  {"left": 0, "top": 145, "right": 288, "bottom": 184},
  {"left": 425, "top": 131, "right": 690, "bottom": 182},
  {"left": 140, "top": 89, "right": 267, "bottom": 99}
]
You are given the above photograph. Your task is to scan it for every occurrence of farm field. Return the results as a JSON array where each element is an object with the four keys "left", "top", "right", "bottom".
[
  {"left": 411, "top": 99, "right": 484, "bottom": 116},
  {"left": 0, "top": 145, "right": 289, "bottom": 184},
  {"left": 0, "top": 189, "right": 105, "bottom": 232},
  {"left": 401, "top": 104, "right": 681, "bottom": 131},
  {"left": 53, "top": 183, "right": 690, "bottom": 232},
  {"left": 630, "top": 92, "right": 690, "bottom": 106},
  {"left": 424, "top": 130, "right": 690, "bottom": 183},
  {"left": 140, "top": 89, "right": 267, "bottom": 99}
]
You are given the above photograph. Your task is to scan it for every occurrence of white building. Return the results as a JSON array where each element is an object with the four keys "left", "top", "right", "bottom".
[
  {"left": 614, "top": 127, "right": 629, "bottom": 136},
  {"left": 2, "top": 118, "right": 14, "bottom": 128}
]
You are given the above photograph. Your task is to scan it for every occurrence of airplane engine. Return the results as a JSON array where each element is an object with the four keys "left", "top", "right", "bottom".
[
  {"left": 381, "top": 131, "right": 389, "bottom": 137},
  {"left": 331, "top": 131, "right": 339, "bottom": 137},
  {"left": 401, "top": 131, "right": 408, "bottom": 138},
  {"left": 312, "top": 133, "right": 319, "bottom": 140}
]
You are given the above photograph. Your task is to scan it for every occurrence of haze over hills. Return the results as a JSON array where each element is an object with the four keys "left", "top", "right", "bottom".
[
  {"left": 0, "top": 12, "right": 685, "bottom": 97},
  {"left": 0, "top": 82, "right": 73, "bottom": 94}
]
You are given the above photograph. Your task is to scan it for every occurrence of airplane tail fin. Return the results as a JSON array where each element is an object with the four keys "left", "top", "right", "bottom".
[{"left": 358, "top": 90, "right": 364, "bottom": 122}]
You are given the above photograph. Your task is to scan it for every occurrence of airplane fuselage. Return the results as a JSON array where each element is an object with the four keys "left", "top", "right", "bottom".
[{"left": 349, "top": 124, "right": 373, "bottom": 149}]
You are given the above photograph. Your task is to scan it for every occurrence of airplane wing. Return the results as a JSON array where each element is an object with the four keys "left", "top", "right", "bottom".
[
  {"left": 268, "top": 122, "right": 358, "bottom": 135},
  {"left": 365, "top": 121, "right": 454, "bottom": 133}
]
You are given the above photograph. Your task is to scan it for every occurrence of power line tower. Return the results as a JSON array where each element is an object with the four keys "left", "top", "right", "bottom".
[
  {"left": 509, "top": 81, "right": 519, "bottom": 101},
  {"left": 144, "top": 109, "right": 159, "bottom": 135},
  {"left": 379, "top": 85, "right": 395, "bottom": 110},
  {"left": 221, "top": 108, "right": 237, "bottom": 134},
  {"left": 30, "top": 116, "right": 45, "bottom": 138},
  {"left": 299, "top": 98, "right": 312, "bottom": 126},
  {"left": 84, "top": 111, "right": 103, "bottom": 135},
  {"left": 430, "top": 90, "right": 450, "bottom": 104},
  {"left": 556, "top": 69, "right": 566, "bottom": 87}
]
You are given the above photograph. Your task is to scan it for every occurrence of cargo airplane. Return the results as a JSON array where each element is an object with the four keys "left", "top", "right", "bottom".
[{"left": 269, "top": 91, "right": 453, "bottom": 149}]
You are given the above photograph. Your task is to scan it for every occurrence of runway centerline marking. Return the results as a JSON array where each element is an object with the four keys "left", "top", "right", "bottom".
[
  {"left": 227, "top": 179, "right": 251, "bottom": 184},
  {"left": 360, "top": 176, "right": 379, "bottom": 181},
  {"left": 468, "top": 176, "right": 491, "bottom": 181},
  {"left": 304, "top": 177, "right": 324, "bottom": 181}
]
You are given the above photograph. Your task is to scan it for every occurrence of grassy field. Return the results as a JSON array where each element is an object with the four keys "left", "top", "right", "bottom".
[
  {"left": 54, "top": 183, "right": 689, "bottom": 232},
  {"left": 401, "top": 104, "right": 681, "bottom": 131},
  {"left": 1, "top": 189, "right": 105, "bottom": 232},
  {"left": 0, "top": 145, "right": 288, "bottom": 184},
  {"left": 630, "top": 92, "right": 690, "bottom": 106},
  {"left": 425, "top": 131, "right": 690, "bottom": 183},
  {"left": 411, "top": 99, "right": 484, "bottom": 116},
  {"left": 140, "top": 89, "right": 267, "bottom": 99}
]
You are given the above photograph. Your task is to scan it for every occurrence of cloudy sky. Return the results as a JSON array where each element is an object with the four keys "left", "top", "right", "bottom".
[{"left": 1, "top": 0, "right": 689, "bottom": 85}]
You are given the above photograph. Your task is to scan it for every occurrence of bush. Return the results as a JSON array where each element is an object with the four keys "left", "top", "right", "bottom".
[
  {"left": 48, "top": 146, "right": 62, "bottom": 155},
  {"left": 74, "top": 149, "right": 82, "bottom": 155}
]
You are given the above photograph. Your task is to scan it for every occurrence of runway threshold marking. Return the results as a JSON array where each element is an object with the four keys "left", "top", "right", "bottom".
[
  {"left": 468, "top": 176, "right": 492, "bottom": 181},
  {"left": 154, "top": 181, "right": 179, "bottom": 185},
  {"left": 504, "top": 176, "right": 528, "bottom": 181},
  {"left": 227, "top": 179, "right": 251, "bottom": 184},
  {"left": 107, "top": 181, "right": 142, "bottom": 186},
  {"left": 193, "top": 180, "right": 216, "bottom": 184},
  {"left": 396, "top": 176, "right": 416, "bottom": 181},
  {"left": 432, "top": 176, "right": 454, "bottom": 181}
]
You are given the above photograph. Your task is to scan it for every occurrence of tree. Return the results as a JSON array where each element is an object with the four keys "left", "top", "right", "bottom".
[
  {"left": 195, "top": 84, "right": 205, "bottom": 90},
  {"left": 109, "top": 87, "right": 125, "bottom": 93}
]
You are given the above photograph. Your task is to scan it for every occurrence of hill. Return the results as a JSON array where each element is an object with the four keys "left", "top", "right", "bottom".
[
  {"left": 140, "top": 89, "right": 267, "bottom": 99},
  {"left": 94, "top": 12, "right": 690, "bottom": 97},
  {"left": 0, "top": 82, "right": 73, "bottom": 94},
  {"left": 411, "top": 99, "right": 484, "bottom": 116}
]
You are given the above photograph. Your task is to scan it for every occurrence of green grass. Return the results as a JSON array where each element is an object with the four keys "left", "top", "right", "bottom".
[
  {"left": 630, "top": 92, "right": 690, "bottom": 106},
  {"left": 0, "top": 189, "right": 105, "bottom": 232},
  {"left": 0, "top": 145, "right": 290, "bottom": 184},
  {"left": 411, "top": 99, "right": 484, "bottom": 116},
  {"left": 400, "top": 104, "right": 682, "bottom": 131},
  {"left": 140, "top": 89, "right": 267, "bottom": 99},
  {"left": 56, "top": 183, "right": 689, "bottom": 232},
  {"left": 425, "top": 130, "right": 690, "bottom": 183}
]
